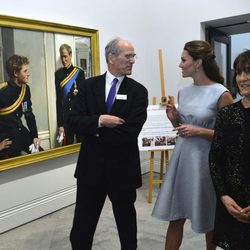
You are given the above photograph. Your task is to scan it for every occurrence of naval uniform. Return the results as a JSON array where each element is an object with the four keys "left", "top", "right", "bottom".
[
  {"left": 0, "top": 81, "right": 38, "bottom": 159},
  {"left": 55, "top": 65, "right": 85, "bottom": 145}
]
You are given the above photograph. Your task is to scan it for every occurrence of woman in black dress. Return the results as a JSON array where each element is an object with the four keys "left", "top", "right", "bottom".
[{"left": 209, "top": 50, "right": 250, "bottom": 250}]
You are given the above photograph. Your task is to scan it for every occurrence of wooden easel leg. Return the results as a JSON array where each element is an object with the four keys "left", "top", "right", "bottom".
[
  {"left": 159, "top": 151, "right": 165, "bottom": 187},
  {"left": 148, "top": 151, "right": 154, "bottom": 203},
  {"left": 165, "top": 150, "right": 169, "bottom": 169}
]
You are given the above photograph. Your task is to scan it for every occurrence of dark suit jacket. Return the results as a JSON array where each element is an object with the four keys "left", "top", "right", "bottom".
[{"left": 68, "top": 73, "right": 148, "bottom": 189}]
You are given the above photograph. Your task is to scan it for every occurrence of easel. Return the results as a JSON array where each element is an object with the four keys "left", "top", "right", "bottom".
[
  {"left": 147, "top": 49, "right": 172, "bottom": 203},
  {"left": 148, "top": 149, "right": 170, "bottom": 203}
]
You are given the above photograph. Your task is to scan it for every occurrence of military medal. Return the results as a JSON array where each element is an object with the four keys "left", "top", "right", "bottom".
[
  {"left": 22, "top": 101, "right": 28, "bottom": 112},
  {"left": 73, "top": 81, "right": 78, "bottom": 96}
]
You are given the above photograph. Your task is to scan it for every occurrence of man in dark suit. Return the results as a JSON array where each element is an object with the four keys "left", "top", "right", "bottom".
[
  {"left": 68, "top": 38, "right": 148, "bottom": 250},
  {"left": 55, "top": 44, "right": 85, "bottom": 145}
]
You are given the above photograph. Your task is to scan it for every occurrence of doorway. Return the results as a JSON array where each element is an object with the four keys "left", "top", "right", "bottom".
[{"left": 203, "top": 14, "right": 250, "bottom": 98}]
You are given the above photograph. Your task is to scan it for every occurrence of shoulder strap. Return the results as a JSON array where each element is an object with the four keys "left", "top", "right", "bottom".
[
  {"left": 59, "top": 67, "right": 80, "bottom": 89},
  {"left": 0, "top": 84, "right": 27, "bottom": 116},
  {"left": 75, "top": 65, "right": 84, "bottom": 71},
  {"left": 0, "top": 82, "right": 8, "bottom": 90}
]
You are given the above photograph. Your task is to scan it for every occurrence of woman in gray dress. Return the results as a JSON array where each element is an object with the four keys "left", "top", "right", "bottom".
[{"left": 152, "top": 40, "right": 233, "bottom": 250}]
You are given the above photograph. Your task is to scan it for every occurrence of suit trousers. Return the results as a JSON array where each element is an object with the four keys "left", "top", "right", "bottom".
[
  {"left": 70, "top": 179, "right": 138, "bottom": 250},
  {"left": 63, "top": 125, "right": 82, "bottom": 145}
]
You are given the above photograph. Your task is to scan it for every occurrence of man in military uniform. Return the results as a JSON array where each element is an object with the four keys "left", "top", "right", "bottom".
[
  {"left": 55, "top": 44, "right": 85, "bottom": 145},
  {"left": 0, "top": 54, "right": 40, "bottom": 159}
]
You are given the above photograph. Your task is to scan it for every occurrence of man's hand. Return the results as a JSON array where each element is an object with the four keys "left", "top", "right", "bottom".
[
  {"left": 59, "top": 126, "right": 65, "bottom": 135},
  {"left": 0, "top": 138, "right": 12, "bottom": 150},
  {"left": 33, "top": 138, "right": 40, "bottom": 147},
  {"left": 100, "top": 115, "right": 125, "bottom": 128}
]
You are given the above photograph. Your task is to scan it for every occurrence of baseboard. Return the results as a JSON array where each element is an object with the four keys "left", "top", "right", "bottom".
[{"left": 0, "top": 185, "right": 76, "bottom": 234}]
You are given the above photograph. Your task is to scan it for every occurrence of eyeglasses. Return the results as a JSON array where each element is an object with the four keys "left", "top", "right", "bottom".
[{"left": 124, "top": 53, "right": 137, "bottom": 60}]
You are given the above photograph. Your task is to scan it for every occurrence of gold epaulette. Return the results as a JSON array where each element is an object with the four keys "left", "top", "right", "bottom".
[
  {"left": 75, "top": 66, "right": 84, "bottom": 71},
  {"left": 0, "top": 83, "right": 27, "bottom": 116},
  {"left": 0, "top": 82, "right": 8, "bottom": 90}
]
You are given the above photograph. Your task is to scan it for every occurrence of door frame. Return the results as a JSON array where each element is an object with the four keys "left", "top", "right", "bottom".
[{"left": 203, "top": 14, "right": 250, "bottom": 97}]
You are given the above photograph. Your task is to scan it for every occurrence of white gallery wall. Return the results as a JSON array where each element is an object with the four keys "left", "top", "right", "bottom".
[
  {"left": 0, "top": 0, "right": 250, "bottom": 233},
  {"left": 1, "top": 0, "right": 249, "bottom": 100}
]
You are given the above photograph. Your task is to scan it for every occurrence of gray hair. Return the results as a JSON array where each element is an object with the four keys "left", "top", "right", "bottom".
[{"left": 105, "top": 38, "right": 123, "bottom": 63}]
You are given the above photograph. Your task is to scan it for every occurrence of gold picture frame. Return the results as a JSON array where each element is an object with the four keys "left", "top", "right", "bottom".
[{"left": 0, "top": 14, "right": 100, "bottom": 171}]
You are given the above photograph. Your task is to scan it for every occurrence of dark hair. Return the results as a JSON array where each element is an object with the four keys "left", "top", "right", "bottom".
[
  {"left": 232, "top": 49, "right": 250, "bottom": 95},
  {"left": 184, "top": 40, "right": 224, "bottom": 84},
  {"left": 6, "top": 54, "right": 29, "bottom": 79}
]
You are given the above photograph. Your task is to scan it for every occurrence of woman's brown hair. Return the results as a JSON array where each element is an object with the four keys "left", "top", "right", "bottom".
[{"left": 184, "top": 40, "right": 224, "bottom": 84}]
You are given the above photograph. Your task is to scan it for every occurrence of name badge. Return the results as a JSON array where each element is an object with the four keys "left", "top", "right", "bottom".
[{"left": 116, "top": 94, "right": 127, "bottom": 100}]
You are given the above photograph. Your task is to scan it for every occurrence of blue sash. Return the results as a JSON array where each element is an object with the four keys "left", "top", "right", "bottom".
[{"left": 62, "top": 69, "right": 80, "bottom": 102}]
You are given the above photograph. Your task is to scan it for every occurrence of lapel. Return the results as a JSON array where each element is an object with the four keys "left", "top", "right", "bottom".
[{"left": 92, "top": 74, "right": 107, "bottom": 113}]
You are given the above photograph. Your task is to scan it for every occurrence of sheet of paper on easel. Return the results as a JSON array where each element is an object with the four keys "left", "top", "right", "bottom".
[{"left": 138, "top": 104, "right": 177, "bottom": 151}]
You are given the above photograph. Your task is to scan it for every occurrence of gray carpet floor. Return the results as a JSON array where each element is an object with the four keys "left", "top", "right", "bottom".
[{"left": 0, "top": 173, "right": 219, "bottom": 250}]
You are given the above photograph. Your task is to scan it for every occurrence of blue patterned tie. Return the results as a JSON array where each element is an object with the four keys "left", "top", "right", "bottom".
[{"left": 106, "top": 78, "right": 118, "bottom": 113}]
